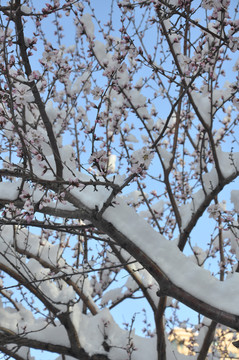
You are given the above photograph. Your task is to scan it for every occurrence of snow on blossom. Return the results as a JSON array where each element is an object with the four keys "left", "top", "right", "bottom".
[
  {"left": 201, "top": 0, "right": 216, "bottom": 9},
  {"left": 229, "top": 37, "right": 239, "bottom": 53},
  {"left": 28, "top": 70, "right": 41, "bottom": 81},
  {"left": 89, "top": 150, "right": 116, "bottom": 174},
  {"left": 207, "top": 201, "right": 226, "bottom": 219},
  {"left": 93, "top": 40, "right": 110, "bottom": 66},
  {"left": 66, "top": 44, "right": 76, "bottom": 54},
  {"left": 233, "top": 57, "right": 239, "bottom": 72},
  {"left": 116, "top": 63, "right": 130, "bottom": 88},
  {"left": 126, "top": 89, "right": 150, "bottom": 120},
  {"left": 140, "top": 200, "right": 164, "bottom": 219},
  {"left": 71, "top": 71, "right": 91, "bottom": 96},
  {"left": 11, "top": 75, "right": 34, "bottom": 106},
  {"left": 89, "top": 150, "right": 108, "bottom": 171},
  {"left": 233, "top": 97, "right": 239, "bottom": 110},
  {"left": 46, "top": 100, "right": 60, "bottom": 124},
  {"left": 130, "top": 147, "right": 154, "bottom": 174},
  {"left": 125, "top": 134, "right": 139, "bottom": 143},
  {"left": 80, "top": 13, "right": 95, "bottom": 40},
  {"left": 213, "top": 227, "right": 239, "bottom": 260}
]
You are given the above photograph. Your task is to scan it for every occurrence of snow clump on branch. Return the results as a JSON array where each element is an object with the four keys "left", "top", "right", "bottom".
[{"left": 130, "top": 147, "right": 154, "bottom": 175}]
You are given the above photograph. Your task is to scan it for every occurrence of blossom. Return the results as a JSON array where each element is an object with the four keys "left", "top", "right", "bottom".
[
  {"left": 130, "top": 147, "right": 154, "bottom": 174},
  {"left": 207, "top": 201, "right": 226, "bottom": 219},
  {"left": 89, "top": 150, "right": 116, "bottom": 174}
]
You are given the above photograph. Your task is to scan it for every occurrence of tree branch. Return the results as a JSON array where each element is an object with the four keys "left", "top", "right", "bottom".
[{"left": 14, "top": 1, "right": 63, "bottom": 179}]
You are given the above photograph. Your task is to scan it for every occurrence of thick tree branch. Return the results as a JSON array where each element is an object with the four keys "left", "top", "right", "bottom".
[{"left": 14, "top": 1, "right": 63, "bottom": 179}]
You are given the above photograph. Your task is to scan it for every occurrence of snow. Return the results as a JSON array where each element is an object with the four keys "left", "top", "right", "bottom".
[
  {"left": 0, "top": 181, "right": 21, "bottom": 200},
  {"left": 80, "top": 14, "right": 94, "bottom": 40},
  {"left": 0, "top": 2, "right": 238, "bottom": 359},
  {"left": 19, "top": 143, "right": 239, "bottom": 317},
  {"left": 0, "top": 300, "right": 70, "bottom": 347},
  {"left": 216, "top": 147, "right": 239, "bottom": 178},
  {"left": 202, "top": 168, "right": 219, "bottom": 191},
  {"left": 125, "top": 134, "right": 139, "bottom": 143},
  {"left": 74, "top": 308, "right": 157, "bottom": 360},
  {"left": 191, "top": 90, "right": 211, "bottom": 126},
  {"left": 125, "top": 89, "right": 150, "bottom": 120},
  {"left": 93, "top": 40, "right": 112, "bottom": 67},
  {"left": 71, "top": 71, "right": 91, "bottom": 96},
  {"left": 108, "top": 154, "right": 117, "bottom": 173},
  {"left": 100, "top": 287, "right": 125, "bottom": 306},
  {"left": 1, "top": 141, "right": 239, "bottom": 320},
  {"left": 179, "top": 189, "right": 205, "bottom": 230},
  {"left": 0, "top": 225, "right": 97, "bottom": 316},
  {"left": 121, "top": 190, "right": 142, "bottom": 205},
  {"left": 179, "top": 148, "right": 239, "bottom": 230},
  {"left": 100, "top": 196, "right": 239, "bottom": 316},
  {"left": 140, "top": 200, "right": 164, "bottom": 219},
  {"left": 157, "top": 147, "right": 173, "bottom": 169},
  {"left": 21, "top": 5, "right": 32, "bottom": 14},
  {"left": 231, "top": 190, "right": 239, "bottom": 212}
]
